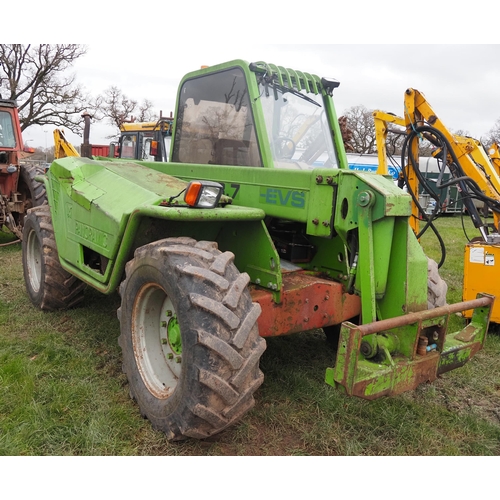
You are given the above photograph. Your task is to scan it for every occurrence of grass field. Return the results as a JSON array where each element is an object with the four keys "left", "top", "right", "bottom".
[{"left": 0, "top": 215, "right": 499, "bottom": 456}]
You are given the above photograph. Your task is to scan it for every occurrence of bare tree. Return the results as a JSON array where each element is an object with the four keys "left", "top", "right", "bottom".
[
  {"left": 99, "top": 86, "right": 158, "bottom": 133},
  {"left": 342, "top": 105, "right": 377, "bottom": 154},
  {"left": 452, "top": 128, "right": 470, "bottom": 137},
  {"left": 136, "top": 99, "right": 157, "bottom": 122},
  {"left": 343, "top": 104, "right": 436, "bottom": 158},
  {"left": 338, "top": 115, "right": 354, "bottom": 152},
  {"left": 0, "top": 44, "right": 96, "bottom": 133},
  {"left": 482, "top": 118, "right": 500, "bottom": 148}
]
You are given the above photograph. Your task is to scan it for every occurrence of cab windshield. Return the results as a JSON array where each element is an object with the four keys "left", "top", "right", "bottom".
[
  {"left": 0, "top": 111, "right": 16, "bottom": 148},
  {"left": 259, "top": 82, "right": 338, "bottom": 169}
]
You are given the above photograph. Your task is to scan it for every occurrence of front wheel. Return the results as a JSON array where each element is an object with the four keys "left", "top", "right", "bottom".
[{"left": 118, "top": 237, "right": 266, "bottom": 440}]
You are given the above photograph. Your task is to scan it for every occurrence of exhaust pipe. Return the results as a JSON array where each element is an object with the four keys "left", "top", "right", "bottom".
[{"left": 81, "top": 112, "right": 93, "bottom": 158}]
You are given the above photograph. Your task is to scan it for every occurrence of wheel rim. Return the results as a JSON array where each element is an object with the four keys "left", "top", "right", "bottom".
[
  {"left": 132, "top": 283, "right": 182, "bottom": 399},
  {"left": 26, "top": 228, "right": 42, "bottom": 293}
]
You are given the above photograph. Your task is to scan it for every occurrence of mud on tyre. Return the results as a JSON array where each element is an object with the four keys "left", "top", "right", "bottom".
[
  {"left": 22, "top": 205, "right": 85, "bottom": 310},
  {"left": 118, "top": 237, "right": 266, "bottom": 440}
]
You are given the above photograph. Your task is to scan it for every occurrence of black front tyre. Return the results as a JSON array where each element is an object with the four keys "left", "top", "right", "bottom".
[
  {"left": 22, "top": 205, "right": 85, "bottom": 310},
  {"left": 118, "top": 237, "right": 266, "bottom": 440}
]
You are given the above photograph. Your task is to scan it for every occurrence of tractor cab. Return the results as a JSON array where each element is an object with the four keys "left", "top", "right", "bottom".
[
  {"left": 0, "top": 99, "right": 28, "bottom": 166},
  {"left": 171, "top": 61, "right": 344, "bottom": 171},
  {"left": 118, "top": 118, "right": 173, "bottom": 162}
]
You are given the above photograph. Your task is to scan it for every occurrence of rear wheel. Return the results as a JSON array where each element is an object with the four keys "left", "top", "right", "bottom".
[
  {"left": 118, "top": 237, "right": 266, "bottom": 440},
  {"left": 14, "top": 164, "right": 47, "bottom": 231},
  {"left": 19, "top": 164, "right": 47, "bottom": 210},
  {"left": 22, "top": 205, "right": 85, "bottom": 310}
]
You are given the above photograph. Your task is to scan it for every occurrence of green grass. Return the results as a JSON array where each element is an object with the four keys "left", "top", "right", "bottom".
[{"left": 0, "top": 217, "right": 499, "bottom": 456}]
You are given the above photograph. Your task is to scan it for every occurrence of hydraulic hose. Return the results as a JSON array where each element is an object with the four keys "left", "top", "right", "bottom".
[
  {"left": 398, "top": 124, "right": 500, "bottom": 266},
  {"left": 413, "top": 126, "right": 500, "bottom": 216},
  {"left": 399, "top": 131, "right": 447, "bottom": 268},
  {"left": 401, "top": 124, "right": 500, "bottom": 261}
]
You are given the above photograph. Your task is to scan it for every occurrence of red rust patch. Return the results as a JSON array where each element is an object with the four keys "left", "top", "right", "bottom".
[{"left": 250, "top": 272, "right": 360, "bottom": 337}]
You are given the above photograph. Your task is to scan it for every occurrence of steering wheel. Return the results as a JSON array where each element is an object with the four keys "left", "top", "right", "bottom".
[{"left": 276, "top": 136, "right": 296, "bottom": 159}]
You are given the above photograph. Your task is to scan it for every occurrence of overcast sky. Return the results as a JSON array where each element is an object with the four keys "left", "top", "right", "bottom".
[{"left": 21, "top": 43, "right": 500, "bottom": 149}]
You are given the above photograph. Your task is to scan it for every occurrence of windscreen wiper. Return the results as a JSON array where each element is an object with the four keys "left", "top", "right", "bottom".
[
  {"left": 271, "top": 81, "right": 321, "bottom": 107},
  {"left": 250, "top": 61, "right": 323, "bottom": 107}
]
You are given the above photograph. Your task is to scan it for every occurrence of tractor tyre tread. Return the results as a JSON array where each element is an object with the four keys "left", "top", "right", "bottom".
[
  {"left": 20, "top": 163, "right": 47, "bottom": 207},
  {"left": 118, "top": 237, "right": 265, "bottom": 441}
]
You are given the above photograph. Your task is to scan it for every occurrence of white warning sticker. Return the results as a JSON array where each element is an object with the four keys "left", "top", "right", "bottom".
[{"left": 470, "top": 247, "right": 484, "bottom": 263}]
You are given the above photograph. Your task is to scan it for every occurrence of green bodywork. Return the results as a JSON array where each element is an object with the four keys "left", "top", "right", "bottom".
[
  {"left": 45, "top": 157, "right": 266, "bottom": 294},
  {"left": 39, "top": 59, "right": 493, "bottom": 399}
]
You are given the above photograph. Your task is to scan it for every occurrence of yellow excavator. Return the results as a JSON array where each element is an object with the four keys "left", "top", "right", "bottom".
[
  {"left": 374, "top": 88, "right": 500, "bottom": 322},
  {"left": 53, "top": 129, "right": 80, "bottom": 159}
]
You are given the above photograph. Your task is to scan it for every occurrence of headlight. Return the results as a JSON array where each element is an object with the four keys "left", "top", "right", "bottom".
[{"left": 184, "top": 181, "right": 224, "bottom": 209}]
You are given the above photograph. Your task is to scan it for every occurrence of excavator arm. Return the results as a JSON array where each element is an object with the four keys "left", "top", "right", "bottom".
[
  {"left": 374, "top": 89, "right": 500, "bottom": 237},
  {"left": 53, "top": 129, "right": 80, "bottom": 159},
  {"left": 374, "top": 88, "right": 500, "bottom": 322}
]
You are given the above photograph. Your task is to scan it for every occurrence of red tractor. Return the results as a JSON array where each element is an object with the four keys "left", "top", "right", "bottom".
[{"left": 0, "top": 98, "right": 46, "bottom": 239}]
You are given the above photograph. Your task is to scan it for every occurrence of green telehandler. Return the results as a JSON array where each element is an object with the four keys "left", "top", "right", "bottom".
[{"left": 22, "top": 59, "right": 494, "bottom": 440}]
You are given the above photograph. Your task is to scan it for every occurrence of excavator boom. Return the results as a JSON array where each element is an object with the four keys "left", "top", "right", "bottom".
[{"left": 374, "top": 88, "right": 500, "bottom": 322}]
